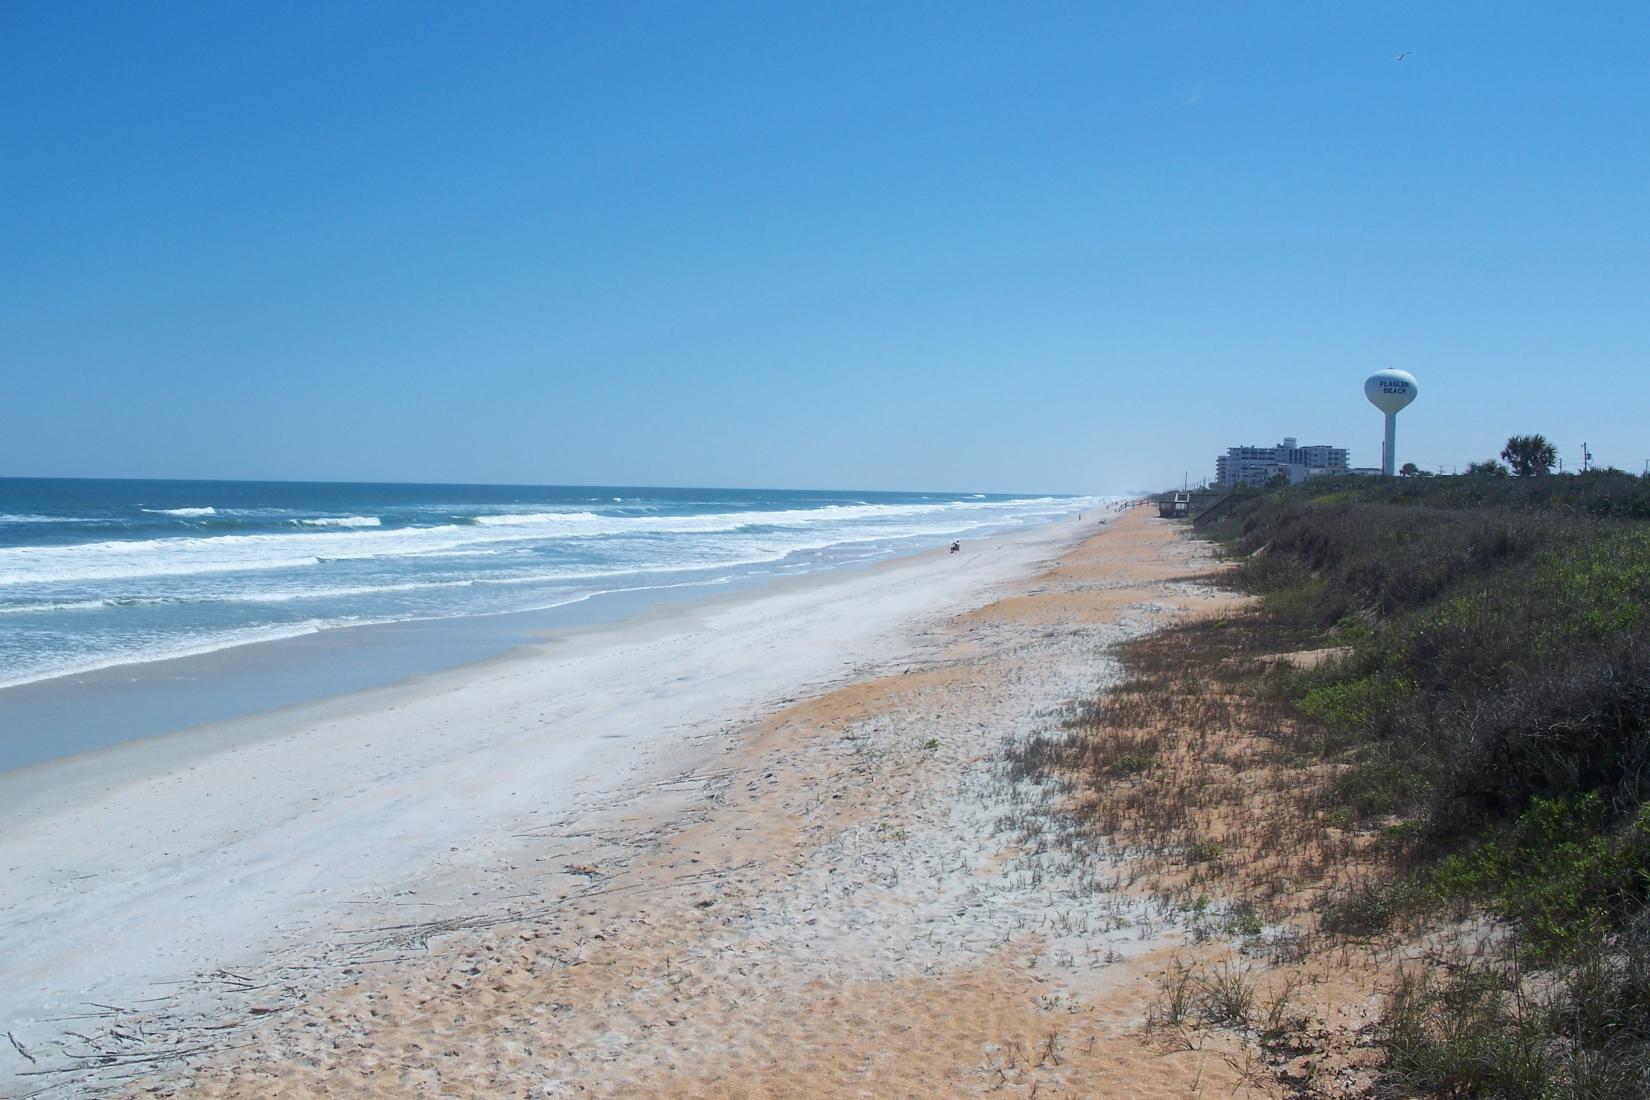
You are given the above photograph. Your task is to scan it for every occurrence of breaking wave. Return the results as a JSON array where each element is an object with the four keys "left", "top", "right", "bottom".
[{"left": 295, "top": 516, "right": 382, "bottom": 528}]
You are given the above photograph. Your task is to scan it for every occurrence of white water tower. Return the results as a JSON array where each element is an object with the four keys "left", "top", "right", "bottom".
[{"left": 1365, "top": 369, "right": 1419, "bottom": 476}]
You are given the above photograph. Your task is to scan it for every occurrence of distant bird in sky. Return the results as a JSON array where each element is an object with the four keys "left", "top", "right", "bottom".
[{"left": 1396, "top": 50, "right": 1411, "bottom": 61}]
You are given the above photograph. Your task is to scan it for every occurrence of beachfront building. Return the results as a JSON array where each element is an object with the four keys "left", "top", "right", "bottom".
[{"left": 1215, "top": 437, "right": 1350, "bottom": 487}]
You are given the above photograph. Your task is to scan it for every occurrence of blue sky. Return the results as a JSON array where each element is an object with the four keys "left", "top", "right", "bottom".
[{"left": 4, "top": 3, "right": 1646, "bottom": 492}]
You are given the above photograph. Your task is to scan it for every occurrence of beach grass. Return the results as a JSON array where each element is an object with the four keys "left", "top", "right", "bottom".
[{"left": 1010, "top": 470, "right": 1650, "bottom": 1096}]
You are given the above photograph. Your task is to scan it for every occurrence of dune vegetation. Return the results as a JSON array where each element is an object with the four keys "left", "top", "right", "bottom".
[{"left": 1012, "top": 468, "right": 1650, "bottom": 1097}]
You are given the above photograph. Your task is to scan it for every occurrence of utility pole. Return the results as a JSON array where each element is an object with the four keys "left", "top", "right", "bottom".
[{"left": 1582, "top": 442, "right": 1592, "bottom": 473}]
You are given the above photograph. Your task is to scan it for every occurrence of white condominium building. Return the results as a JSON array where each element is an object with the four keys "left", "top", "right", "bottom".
[{"left": 1215, "top": 437, "right": 1350, "bottom": 487}]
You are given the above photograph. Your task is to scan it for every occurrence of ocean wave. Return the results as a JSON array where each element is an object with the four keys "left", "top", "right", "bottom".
[
  {"left": 229, "top": 579, "right": 479, "bottom": 602},
  {"left": 142, "top": 506, "right": 218, "bottom": 517},
  {"left": 0, "top": 573, "right": 733, "bottom": 690},
  {"left": 0, "top": 598, "right": 117, "bottom": 615},
  {"left": 473, "top": 510, "right": 604, "bottom": 527},
  {"left": 0, "top": 507, "right": 1090, "bottom": 607},
  {"left": 0, "top": 513, "right": 105, "bottom": 525},
  {"left": 468, "top": 498, "right": 1063, "bottom": 531},
  {"left": 0, "top": 594, "right": 193, "bottom": 615},
  {"left": 0, "top": 497, "right": 1088, "bottom": 587},
  {"left": 206, "top": 553, "right": 806, "bottom": 603},
  {"left": 0, "top": 495, "right": 1105, "bottom": 692},
  {"left": 0, "top": 617, "right": 343, "bottom": 692}
]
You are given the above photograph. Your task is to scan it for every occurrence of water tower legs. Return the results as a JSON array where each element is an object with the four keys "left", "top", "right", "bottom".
[{"left": 1383, "top": 412, "right": 1397, "bottom": 476}]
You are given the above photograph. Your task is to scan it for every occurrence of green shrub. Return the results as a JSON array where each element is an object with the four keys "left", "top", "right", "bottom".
[
  {"left": 1382, "top": 966, "right": 1555, "bottom": 1099},
  {"left": 1109, "top": 751, "right": 1155, "bottom": 776},
  {"left": 1296, "top": 674, "right": 1409, "bottom": 734},
  {"left": 1187, "top": 839, "right": 1226, "bottom": 864},
  {"left": 1189, "top": 473, "right": 1650, "bottom": 1096},
  {"left": 1423, "top": 795, "right": 1650, "bottom": 959}
]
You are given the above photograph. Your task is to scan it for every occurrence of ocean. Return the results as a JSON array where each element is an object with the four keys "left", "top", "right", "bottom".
[{"left": 0, "top": 479, "right": 1093, "bottom": 766}]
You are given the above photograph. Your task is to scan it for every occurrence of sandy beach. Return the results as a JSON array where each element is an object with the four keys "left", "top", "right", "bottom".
[
  {"left": 12, "top": 5, "right": 1640, "bottom": 1094},
  {"left": 1, "top": 507, "right": 1274, "bottom": 1097}
]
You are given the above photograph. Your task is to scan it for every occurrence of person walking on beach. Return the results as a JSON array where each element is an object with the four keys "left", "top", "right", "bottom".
[{"left": 950, "top": 540, "right": 961, "bottom": 553}]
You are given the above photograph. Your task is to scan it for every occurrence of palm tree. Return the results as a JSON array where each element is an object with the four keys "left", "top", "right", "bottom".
[{"left": 1501, "top": 434, "right": 1558, "bottom": 477}]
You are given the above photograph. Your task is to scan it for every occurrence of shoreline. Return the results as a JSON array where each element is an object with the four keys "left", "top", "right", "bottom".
[
  {"left": 0, "top": 512, "right": 1089, "bottom": 776},
  {"left": 0, "top": 520, "right": 1066, "bottom": 804},
  {"left": 0, "top": 510, "right": 1109, "bottom": 1080}
]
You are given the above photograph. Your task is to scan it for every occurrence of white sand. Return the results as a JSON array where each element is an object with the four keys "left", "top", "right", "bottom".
[
  {"left": 0, "top": 515, "right": 1095, "bottom": 1069},
  {"left": 147, "top": 504, "right": 1250, "bottom": 1099}
]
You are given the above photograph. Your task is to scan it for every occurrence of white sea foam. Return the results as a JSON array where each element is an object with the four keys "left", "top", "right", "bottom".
[
  {"left": 142, "top": 506, "right": 218, "bottom": 517},
  {"left": 0, "top": 617, "right": 343, "bottom": 692},
  {"left": 472, "top": 510, "right": 604, "bottom": 527},
  {"left": 229, "top": 579, "right": 480, "bottom": 603},
  {"left": 0, "top": 497, "right": 1093, "bottom": 588},
  {"left": 0, "top": 494, "right": 1107, "bottom": 691},
  {"left": 227, "top": 552, "right": 804, "bottom": 604},
  {"left": 0, "top": 598, "right": 117, "bottom": 615},
  {"left": 0, "top": 570, "right": 760, "bottom": 691},
  {"left": 0, "top": 508, "right": 1079, "bottom": 613},
  {"left": 295, "top": 516, "right": 382, "bottom": 528}
]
